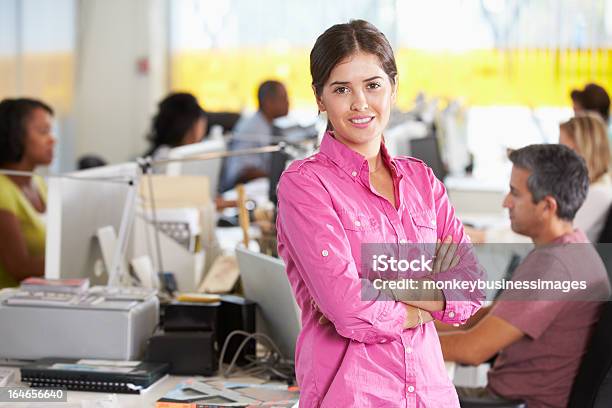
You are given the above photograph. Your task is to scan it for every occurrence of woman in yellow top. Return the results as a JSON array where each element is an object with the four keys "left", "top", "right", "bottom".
[{"left": 0, "top": 98, "right": 55, "bottom": 288}]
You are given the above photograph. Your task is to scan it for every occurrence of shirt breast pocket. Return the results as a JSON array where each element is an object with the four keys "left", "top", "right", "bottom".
[
  {"left": 411, "top": 210, "right": 438, "bottom": 243},
  {"left": 338, "top": 210, "right": 378, "bottom": 233}
]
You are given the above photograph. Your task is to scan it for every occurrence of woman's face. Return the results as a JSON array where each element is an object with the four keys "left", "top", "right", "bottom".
[
  {"left": 559, "top": 128, "right": 577, "bottom": 151},
  {"left": 23, "top": 107, "right": 55, "bottom": 166},
  {"left": 315, "top": 52, "right": 396, "bottom": 152}
]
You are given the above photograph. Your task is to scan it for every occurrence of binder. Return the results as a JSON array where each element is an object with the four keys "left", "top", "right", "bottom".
[{"left": 21, "top": 358, "right": 169, "bottom": 394}]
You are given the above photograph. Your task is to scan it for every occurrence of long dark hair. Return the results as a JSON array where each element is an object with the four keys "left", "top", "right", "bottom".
[{"left": 145, "top": 93, "right": 206, "bottom": 156}]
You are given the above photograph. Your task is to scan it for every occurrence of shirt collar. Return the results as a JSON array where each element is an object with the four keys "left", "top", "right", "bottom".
[{"left": 319, "top": 131, "right": 401, "bottom": 179}]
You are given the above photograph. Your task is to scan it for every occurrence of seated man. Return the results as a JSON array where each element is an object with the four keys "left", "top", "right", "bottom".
[
  {"left": 439, "top": 144, "right": 611, "bottom": 408},
  {"left": 219, "top": 80, "right": 289, "bottom": 192}
]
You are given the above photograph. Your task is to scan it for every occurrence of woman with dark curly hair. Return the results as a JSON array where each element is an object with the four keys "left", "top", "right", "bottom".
[
  {"left": 0, "top": 98, "right": 55, "bottom": 288},
  {"left": 144, "top": 92, "right": 208, "bottom": 160}
]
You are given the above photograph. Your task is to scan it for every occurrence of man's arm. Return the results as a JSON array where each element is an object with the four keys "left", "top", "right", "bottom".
[{"left": 439, "top": 314, "right": 524, "bottom": 365}]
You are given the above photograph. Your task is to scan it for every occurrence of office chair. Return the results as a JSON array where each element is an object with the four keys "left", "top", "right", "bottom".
[
  {"left": 567, "top": 300, "right": 612, "bottom": 407},
  {"left": 596, "top": 207, "right": 612, "bottom": 299},
  {"left": 597, "top": 206, "right": 612, "bottom": 244}
]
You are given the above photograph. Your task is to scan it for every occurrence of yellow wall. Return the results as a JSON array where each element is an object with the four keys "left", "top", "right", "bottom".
[
  {"left": 0, "top": 53, "right": 74, "bottom": 115},
  {"left": 171, "top": 48, "right": 612, "bottom": 111},
  {"left": 1, "top": 48, "right": 609, "bottom": 114}
]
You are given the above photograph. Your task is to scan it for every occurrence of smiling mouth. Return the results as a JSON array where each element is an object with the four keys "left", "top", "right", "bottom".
[{"left": 349, "top": 117, "right": 374, "bottom": 124}]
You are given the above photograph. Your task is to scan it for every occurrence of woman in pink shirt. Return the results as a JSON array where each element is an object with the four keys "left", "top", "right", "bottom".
[{"left": 276, "top": 20, "right": 484, "bottom": 407}]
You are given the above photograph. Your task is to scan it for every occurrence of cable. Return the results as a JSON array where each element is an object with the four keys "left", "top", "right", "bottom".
[{"left": 218, "top": 330, "right": 295, "bottom": 384}]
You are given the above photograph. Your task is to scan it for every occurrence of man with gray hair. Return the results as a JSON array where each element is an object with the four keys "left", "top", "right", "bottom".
[{"left": 439, "top": 144, "right": 611, "bottom": 407}]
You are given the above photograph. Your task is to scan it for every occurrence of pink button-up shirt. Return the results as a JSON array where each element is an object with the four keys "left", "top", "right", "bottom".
[{"left": 276, "top": 132, "right": 483, "bottom": 407}]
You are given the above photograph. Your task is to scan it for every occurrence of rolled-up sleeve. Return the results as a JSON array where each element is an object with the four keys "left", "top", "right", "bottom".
[
  {"left": 277, "top": 168, "right": 408, "bottom": 344},
  {"left": 424, "top": 166, "right": 485, "bottom": 324}
]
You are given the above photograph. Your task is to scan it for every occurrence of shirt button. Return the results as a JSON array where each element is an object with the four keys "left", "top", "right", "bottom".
[
  {"left": 406, "top": 347, "right": 413, "bottom": 354},
  {"left": 448, "top": 311, "right": 455, "bottom": 318},
  {"left": 408, "top": 385, "right": 415, "bottom": 393},
  {"left": 354, "top": 220, "right": 361, "bottom": 227},
  {"left": 399, "top": 239, "right": 407, "bottom": 244},
  {"left": 351, "top": 171, "right": 357, "bottom": 177},
  {"left": 380, "top": 339, "right": 387, "bottom": 343},
  {"left": 321, "top": 250, "right": 329, "bottom": 257},
  {"left": 430, "top": 219, "right": 436, "bottom": 226}
]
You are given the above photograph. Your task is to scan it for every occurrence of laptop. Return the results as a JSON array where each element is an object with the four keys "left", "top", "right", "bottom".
[{"left": 235, "top": 246, "right": 301, "bottom": 360}]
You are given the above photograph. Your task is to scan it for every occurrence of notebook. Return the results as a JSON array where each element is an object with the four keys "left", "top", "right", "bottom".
[{"left": 21, "top": 358, "right": 169, "bottom": 394}]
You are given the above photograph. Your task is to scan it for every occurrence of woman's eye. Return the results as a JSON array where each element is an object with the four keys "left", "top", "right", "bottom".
[
  {"left": 367, "top": 82, "right": 382, "bottom": 90},
  {"left": 334, "top": 86, "right": 349, "bottom": 94}
]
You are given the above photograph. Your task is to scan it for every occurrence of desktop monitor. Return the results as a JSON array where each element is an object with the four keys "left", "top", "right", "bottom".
[
  {"left": 166, "top": 138, "right": 226, "bottom": 200},
  {"left": 235, "top": 246, "right": 301, "bottom": 360},
  {"left": 205, "top": 111, "right": 241, "bottom": 134},
  {"left": 45, "top": 162, "right": 139, "bottom": 284},
  {"left": 384, "top": 119, "right": 428, "bottom": 157},
  {"left": 409, "top": 136, "right": 448, "bottom": 181},
  {"left": 268, "top": 150, "right": 291, "bottom": 205}
]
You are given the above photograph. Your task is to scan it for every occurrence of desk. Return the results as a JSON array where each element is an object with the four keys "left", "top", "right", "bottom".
[
  {"left": 0, "top": 367, "right": 298, "bottom": 408},
  {"left": 445, "top": 176, "right": 507, "bottom": 216},
  {"left": 0, "top": 363, "right": 456, "bottom": 407}
]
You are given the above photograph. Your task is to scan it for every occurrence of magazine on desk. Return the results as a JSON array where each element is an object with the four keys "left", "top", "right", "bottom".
[
  {"left": 155, "top": 379, "right": 299, "bottom": 407},
  {"left": 20, "top": 277, "right": 90, "bottom": 294}
]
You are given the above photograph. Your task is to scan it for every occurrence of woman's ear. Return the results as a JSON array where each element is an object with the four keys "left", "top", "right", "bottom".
[
  {"left": 312, "top": 85, "right": 326, "bottom": 112},
  {"left": 391, "top": 75, "right": 398, "bottom": 103}
]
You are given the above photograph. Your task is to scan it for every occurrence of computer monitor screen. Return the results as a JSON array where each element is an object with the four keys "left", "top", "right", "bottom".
[
  {"left": 166, "top": 138, "right": 226, "bottom": 200},
  {"left": 235, "top": 246, "right": 301, "bottom": 360},
  {"left": 268, "top": 150, "right": 290, "bottom": 205},
  {"left": 409, "top": 136, "right": 448, "bottom": 181},
  {"left": 45, "top": 163, "right": 139, "bottom": 284}
]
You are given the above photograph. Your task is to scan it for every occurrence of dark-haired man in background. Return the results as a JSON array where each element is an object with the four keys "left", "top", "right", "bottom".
[
  {"left": 219, "top": 80, "right": 289, "bottom": 192},
  {"left": 439, "top": 144, "right": 611, "bottom": 408},
  {"left": 571, "top": 83, "right": 610, "bottom": 123},
  {"left": 571, "top": 82, "right": 612, "bottom": 144}
]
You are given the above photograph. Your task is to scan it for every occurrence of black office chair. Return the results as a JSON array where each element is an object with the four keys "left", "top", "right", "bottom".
[
  {"left": 567, "top": 300, "right": 612, "bottom": 407},
  {"left": 597, "top": 206, "right": 612, "bottom": 244}
]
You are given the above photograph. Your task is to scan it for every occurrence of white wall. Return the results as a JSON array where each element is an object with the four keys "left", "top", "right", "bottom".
[{"left": 73, "top": 0, "right": 168, "bottom": 165}]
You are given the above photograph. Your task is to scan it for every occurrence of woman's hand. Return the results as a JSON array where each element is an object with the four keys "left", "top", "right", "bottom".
[
  {"left": 432, "top": 235, "right": 460, "bottom": 274},
  {"left": 311, "top": 299, "right": 331, "bottom": 325}
]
